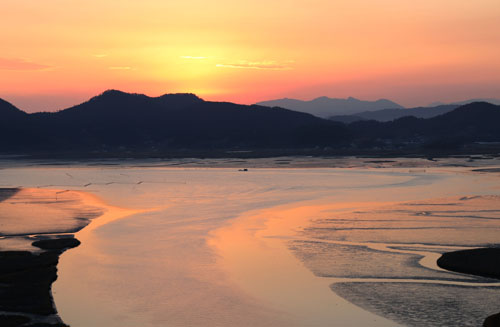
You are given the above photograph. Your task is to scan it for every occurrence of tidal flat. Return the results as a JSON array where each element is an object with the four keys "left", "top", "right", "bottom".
[{"left": 0, "top": 156, "right": 499, "bottom": 326}]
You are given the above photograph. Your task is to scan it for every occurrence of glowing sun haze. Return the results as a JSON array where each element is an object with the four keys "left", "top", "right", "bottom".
[{"left": 1, "top": 0, "right": 500, "bottom": 112}]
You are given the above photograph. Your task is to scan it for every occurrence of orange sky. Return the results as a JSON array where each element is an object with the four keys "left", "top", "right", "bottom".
[{"left": 1, "top": 0, "right": 500, "bottom": 112}]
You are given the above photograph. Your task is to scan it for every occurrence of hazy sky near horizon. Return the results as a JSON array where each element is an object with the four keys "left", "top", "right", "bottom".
[{"left": 1, "top": 0, "right": 500, "bottom": 112}]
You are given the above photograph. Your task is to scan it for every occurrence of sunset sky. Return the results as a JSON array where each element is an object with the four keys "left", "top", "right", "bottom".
[{"left": 1, "top": 0, "right": 500, "bottom": 112}]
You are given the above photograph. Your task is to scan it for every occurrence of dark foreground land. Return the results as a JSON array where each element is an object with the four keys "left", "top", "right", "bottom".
[
  {"left": 437, "top": 248, "right": 500, "bottom": 327},
  {"left": 0, "top": 188, "right": 86, "bottom": 327},
  {"left": 0, "top": 237, "right": 80, "bottom": 327}
]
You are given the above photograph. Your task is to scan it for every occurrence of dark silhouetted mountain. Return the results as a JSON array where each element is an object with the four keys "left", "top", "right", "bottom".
[
  {"left": 330, "top": 104, "right": 459, "bottom": 123},
  {"left": 428, "top": 98, "right": 500, "bottom": 107},
  {"left": 1, "top": 92, "right": 499, "bottom": 156},
  {"left": 0, "top": 98, "right": 27, "bottom": 120},
  {"left": 348, "top": 102, "right": 500, "bottom": 150},
  {"left": 60, "top": 89, "right": 205, "bottom": 117},
  {"left": 256, "top": 96, "right": 404, "bottom": 118},
  {"left": 0, "top": 99, "right": 29, "bottom": 148},
  {"left": 0, "top": 90, "right": 349, "bottom": 154}
]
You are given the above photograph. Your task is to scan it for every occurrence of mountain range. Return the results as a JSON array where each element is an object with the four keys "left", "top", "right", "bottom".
[
  {"left": 257, "top": 96, "right": 500, "bottom": 122},
  {"left": 256, "top": 97, "right": 404, "bottom": 118},
  {"left": 347, "top": 102, "right": 500, "bottom": 150},
  {"left": 1, "top": 90, "right": 500, "bottom": 157},
  {"left": 428, "top": 98, "right": 500, "bottom": 107},
  {"left": 0, "top": 98, "right": 27, "bottom": 120},
  {"left": 329, "top": 104, "right": 460, "bottom": 123},
  {"left": 0, "top": 90, "right": 347, "bottom": 154}
]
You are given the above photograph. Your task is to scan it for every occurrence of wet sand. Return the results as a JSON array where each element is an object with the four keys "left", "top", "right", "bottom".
[
  {"left": 286, "top": 196, "right": 500, "bottom": 326},
  {"left": 211, "top": 195, "right": 500, "bottom": 326}
]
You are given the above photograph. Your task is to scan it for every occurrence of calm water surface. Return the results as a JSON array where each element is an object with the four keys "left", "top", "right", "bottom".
[{"left": 1, "top": 164, "right": 499, "bottom": 326}]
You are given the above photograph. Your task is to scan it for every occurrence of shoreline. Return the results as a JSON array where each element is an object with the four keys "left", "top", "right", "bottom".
[
  {"left": 0, "top": 237, "right": 80, "bottom": 327},
  {"left": 2, "top": 155, "right": 500, "bottom": 171},
  {"left": 0, "top": 187, "right": 138, "bottom": 327},
  {"left": 2, "top": 143, "right": 500, "bottom": 160}
]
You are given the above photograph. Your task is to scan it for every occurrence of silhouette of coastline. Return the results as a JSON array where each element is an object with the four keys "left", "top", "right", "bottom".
[
  {"left": 0, "top": 188, "right": 102, "bottom": 327},
  {"left": 0, "top": 238, "right": 79, "bottom": 327}
]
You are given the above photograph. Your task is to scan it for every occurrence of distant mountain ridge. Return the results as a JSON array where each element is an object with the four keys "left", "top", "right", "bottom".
[
  {"left": 256, "top": 96, "right": 404, "bottom": 118},
  {"left": 0, "top": 98, "right": 27, "bottom": 119},
  {"left": 348, "top": 102, "right": 500, "bottom": 149},
  {"left": 0, "top": 90, "right": 347, "bottom": 153},
  {"left": 329, "top": 98, "right": 500, "bottom": 123},
  {"left": 428, "top": 98, "right": 500, "bottom": 107},
  {"left": 1, "top": 91, "right": 500, "bottom": 156},
  {"left": 53, "top": 90, "right": 205, "bottom": 120},
  {"left": 329, "top": 104, "right": 460, "bottom": 123}
]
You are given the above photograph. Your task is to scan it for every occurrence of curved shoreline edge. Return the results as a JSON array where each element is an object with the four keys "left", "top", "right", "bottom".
[
  {"left": 0, "top": 237, "right": 80, "bottom": 327},
  {"left": 437, "top": 248, "right": 500, "bottom": 327},
  {"left": 0, "top": 186, "right": 143, "bottom": 327},
  {"left": 0, "top": 188, "right": 107, "bottom": 327}
]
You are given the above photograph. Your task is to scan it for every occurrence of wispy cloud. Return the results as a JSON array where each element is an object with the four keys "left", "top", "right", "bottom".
[
  {"left": 93, "top": 54, "right": 108, "bottom": 58},
  {"left": 180, "top": 56, "right": 207, "bottom": 60},
  {"left": 0, "top": 58, "right": 52, "bottom": 71},
  {"left": 108, "top": 66, "right": 132, "bottom": 70},
  {"left": 215, "top": 60, "right": 293, "bottom": 70}
]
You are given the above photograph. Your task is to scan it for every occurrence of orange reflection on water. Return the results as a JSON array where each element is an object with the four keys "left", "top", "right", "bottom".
[
  {"left": 73, "top": 190, "right": 148, "bottom": 234},
  {"left": 0, "top": 188, "right": 102, "bottom": 237},
  {"left": 0, "top": 187, "right": 146, "bottom": 240},
  {"left": 208, "top": 201, "right": 397, "bottom": 327}
]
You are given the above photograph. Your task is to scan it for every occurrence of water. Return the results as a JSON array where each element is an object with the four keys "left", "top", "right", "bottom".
[{"left": 0, "top": 161, "right": 499, "bottom": 326}]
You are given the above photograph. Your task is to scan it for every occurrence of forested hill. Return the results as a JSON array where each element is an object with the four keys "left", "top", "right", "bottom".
[{"left": 1, "top": 91, "right": 499, "bottom": 156}]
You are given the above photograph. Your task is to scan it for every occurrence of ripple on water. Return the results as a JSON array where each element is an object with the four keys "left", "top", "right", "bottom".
[{"left": 289, "top": 241, "right": 473, "bottom": 281}]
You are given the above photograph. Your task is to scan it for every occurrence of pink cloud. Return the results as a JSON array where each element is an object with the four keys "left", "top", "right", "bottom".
[{"left": 0, "top": 58, "right": 51, "bottom": 71}]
